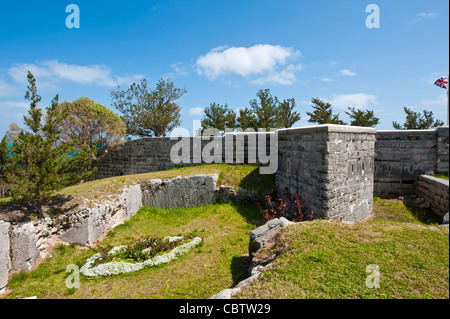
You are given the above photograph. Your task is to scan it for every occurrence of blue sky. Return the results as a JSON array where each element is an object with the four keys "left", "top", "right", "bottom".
[{"left": 0, "top": 0, "right": 448, "bottom": 136}]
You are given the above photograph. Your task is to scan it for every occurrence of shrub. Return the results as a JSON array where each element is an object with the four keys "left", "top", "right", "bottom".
[
  {"left": 92, "top": 235, "right": 196, "bottom": 266},
  {"left": 257, "top": 185, "right": 313, "bottom": 222}
]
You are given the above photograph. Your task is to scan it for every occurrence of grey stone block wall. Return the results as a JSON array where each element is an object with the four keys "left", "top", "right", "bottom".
[
  {"left": 436, "top": 127, "right": 449, "bottom": 174},
  {"left": 142, "top": 175, "right": 217, "bottom": 209},
  {"left": 56, "top": 175, "right": 219, "bottom": 246},
  {"left": 276, "top": 125, "right": 376, "bottom": 221},
  {"left": 58, "top": 184, "right": 143, "bottom": 246},
  {"left": 125, "top": 184, "right": 143, "bottom": 218},
  {"left": 374, "top": 127, "right": 449, "bottom": 197},
  {"left": 0, "top": 220, "right": 10, "bottom": 294},
  {"left": 10, "top": 222, "right": 40, "bottom": 271},
  {"left": 96, "top": 137, "right": 198, "bottom": 179},
  {"left": 95, "top": 133, "right": 274, "bottom": 179},
  {"left": 417, "top": 175, "right": 449, "bottom": 217}
]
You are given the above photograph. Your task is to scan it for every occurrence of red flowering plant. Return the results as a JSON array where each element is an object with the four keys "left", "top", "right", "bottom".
[{"left": 257, "top": 184, "right": 314, "bottom": 222}]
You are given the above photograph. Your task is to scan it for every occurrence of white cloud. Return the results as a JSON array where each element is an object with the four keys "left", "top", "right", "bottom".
[
  {"left": 313, "top": 76, "right": 333, "bottom": 82},
  {"left": 0, "top": 101, "right": 30, "bottom": 133},
  {"left": 421, "top": 94, "right": 447, "bottom": 107},
  {"left": 340, "top": 69, "right": 356, "bottom": 77},
  {"left": 196, "top": 44, "right": 301, "bottom": 81},
  {"left": 324, "top": 93, "right": 378, "bottom": 110},
  {"left": 0, "top": 79, "right": 19, "bottom": 97},
  {"left": 189, "top": 107, "right": 204, "bottom": 116},
  {"left": 250, "top": 63, "right": 303, "bottom": 85},
  {"left": 0, "top": 100, "right": 29, "bottom": 113},
  {"left": 414, "top": 10, "right": 438, "bottom": 22},
  {"left": 168, "top": 62, "right": 189, "bottom": 78},
  {"left": 8, "top": 60, "right": 143, "bottom": 88}
]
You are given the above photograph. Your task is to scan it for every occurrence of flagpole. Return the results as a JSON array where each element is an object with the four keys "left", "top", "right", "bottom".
[{"left": 447, "top": 75, "right": 450, "bottom": 126}]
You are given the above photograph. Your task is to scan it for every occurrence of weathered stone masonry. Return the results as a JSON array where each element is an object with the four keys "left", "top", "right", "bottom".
[
  {"left": 96, "top": 126, "right": 449, "bottom": 200},
  {"left": 374, "top": 127, "right": 449, "bottom": 197},
  {"left": 0, "top": 174, "right": 220, "bottom": 294},
  {"left": 417, "top": 175, "right": 449, "bottom": 218},
  {"left": 1, "top": 124, "right": 448, "bottom": 295},
  {"left": 95, "top": 134, "right": 274, "bottom": 179},
  {"left": 276, "top": 125, "right": 376, "bottom": 221},
  {"left": 0, "top": 221, "right": 10, "bottom": 294}
]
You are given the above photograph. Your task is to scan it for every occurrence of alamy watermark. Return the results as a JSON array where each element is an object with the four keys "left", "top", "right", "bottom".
[
  {"left": 365, "top": 264, "right": 380, "bottom": 288},
  {"left": 65, "top": 4, "right": 80, "bottom": 29},
  {"left": 169, "top": 125, "right": 278, "bottom": 174},
  {"left": 366, "top": 4, "right": 380, "bottom": 29},
  {"left": 65, "top": 264, "right": 80, "bottom": 289}
]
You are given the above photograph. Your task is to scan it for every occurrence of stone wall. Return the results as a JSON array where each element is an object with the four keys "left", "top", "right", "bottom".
[
  {"left": 276, "top": 125, "right": 376, "bottom": 221},
  {"left": 2, "top": 124, "right": 448, "bottom": 295},
  {"left": 95, "top": 133, "right": 275, "bottom": 179},
  {"left": 417, "top": 175, "right": 449, "bottom": 217},
  {"left": 0, "top": 221, "right": 10, "bottom": 294},
  {"left": 96, "top": 126, "right": 448, "bottom": 199},
  {"left": 436, "top": 126, "right": 449, "bottom": 174},
  {"left": 141, "top": 175, "right": 216, "bottom": 209},
  {"left": 0, "top": 174, "right": 220, "bottom": 295},
  {"left": 96, "top": 137, "right": 197, "bottom": 179},
  {"left": 374, "top": 127, "right": 449, "bottom": 197}
]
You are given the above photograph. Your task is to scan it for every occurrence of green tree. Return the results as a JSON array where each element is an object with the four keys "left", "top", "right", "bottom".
[
  {"left": 2, "top": 72, "right": 94, "bottom": 215},
  {"left": 0, "top": 136, "right": 10, "bottom": 199},
  {"left": 56, "top": 97, "right": 126, "bottom": 166},
  {"left": 237, "top": 107, "right": 257, "bottom": 131},
  {"left": 200, "top": 102, "right": 237, "bottom": 134},
  {"left": 307, "top": 97, "right": 346, "bottom": 125},
  {"left": 250, "top": 89, "right": 280, "bottom": 130},
  {"left": 392, "top": 107, "right": 444, "bottom": 129},
  {"left": 111, "top": 78, "right": 186, "bottom": 137},
  {"left": 0, "top": 136, "right": 8, "bottom": 183},
  {"left": 345, "top": 107, "right": 380, "bottom": 127},
  {"left": 277, "top": 98, "right": 301, "bottom": 128}
]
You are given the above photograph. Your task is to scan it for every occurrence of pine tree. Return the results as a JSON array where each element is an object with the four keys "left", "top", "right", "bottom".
[
  {"left": 392, "top": 107, "right": 444, "bottom": 129},
  {"left": 249, "top": 89, "right": 280, "bottom": 130},
  {"left": 200, "top": 102, "right": 236, "bottom": 134},
  {"left": 345, "top": 107, "right": 380, "bottom": 127},
  {"left": 277, "top": 98, "right": 301, "bottom": 128},
  {"left": 111, "top": 78, "right": 186, "bottom": 137},
  {"left": 3, "top": 72, "right": 94, "bottom": 215},
  {"left": 237, "top": 107, "right": 257, "bottom": 131},
  {"left": 307, "top": 97, "right": 346, "bottom": 125},
  {"left": 0, "top": 136, "right": 8, "bottom": 184}
]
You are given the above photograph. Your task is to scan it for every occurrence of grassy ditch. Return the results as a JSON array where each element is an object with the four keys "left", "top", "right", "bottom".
[
  {"left": 0, "top": 164, "right": 275, "bottom": 221},
  {"left": 234, "top": 197, "right": 449, "bottom": 299},
  {"left": 2, "top": 180, "right": 448, "bottom": 299},
  {"left": 4, "top": 202, "right": 263, "bottom": 299}
]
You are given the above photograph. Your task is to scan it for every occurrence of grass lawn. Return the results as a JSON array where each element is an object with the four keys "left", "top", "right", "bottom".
[
  {"left": 3, "top": 202, "right": 263, "bottom": 299},
  {"left": 0, "top": 163, "right": 275, "bottom": 221},
  {"left": 3, "top": 196, "right": 448, "bottom": 299},
  {"left": 235, "top": 197, "right": 449, "bottom": 299},
  {"left": 434, "top": 173, "right": 449, "bottom": 180},
  {"left": 1, "top": 161, "right": 448, "bottom": 299},
  {"left": 61, "top": 163, "right": 275, "bottom": 203}
]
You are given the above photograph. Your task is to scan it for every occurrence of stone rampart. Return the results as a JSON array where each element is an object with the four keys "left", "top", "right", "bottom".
[
  {"left": 374, "top": 127, "right": 449, "bottom": 197},
  {"left": 276, "top": 125, "right": 376, "bottom": 221},
  {"left": 417, "top": 175, "right": 449, "bottom": 218}
]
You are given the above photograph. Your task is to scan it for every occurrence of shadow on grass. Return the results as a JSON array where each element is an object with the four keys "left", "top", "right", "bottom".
[
  {"left": 374, "top": 196, "right": 443, "bottom": 225},
  {"left": 0, "top": 194, "right": 78, "bottom": 223},
  {"left": 230, "top": 255, "right": 251, "bottom": 287},
  {"left": 237, "top": 166, "right": 275, "bottom": 195},
  {"left": 232, "top": 202, "right": 266, "bottom": 226},
  {"left": 403, "top": 202, "right": 443, "bottom": 225}
]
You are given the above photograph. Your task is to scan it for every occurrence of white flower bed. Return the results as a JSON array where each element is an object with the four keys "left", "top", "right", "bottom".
[{"left": 80, "top": 236, "right": 202, "bottom": 277}]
